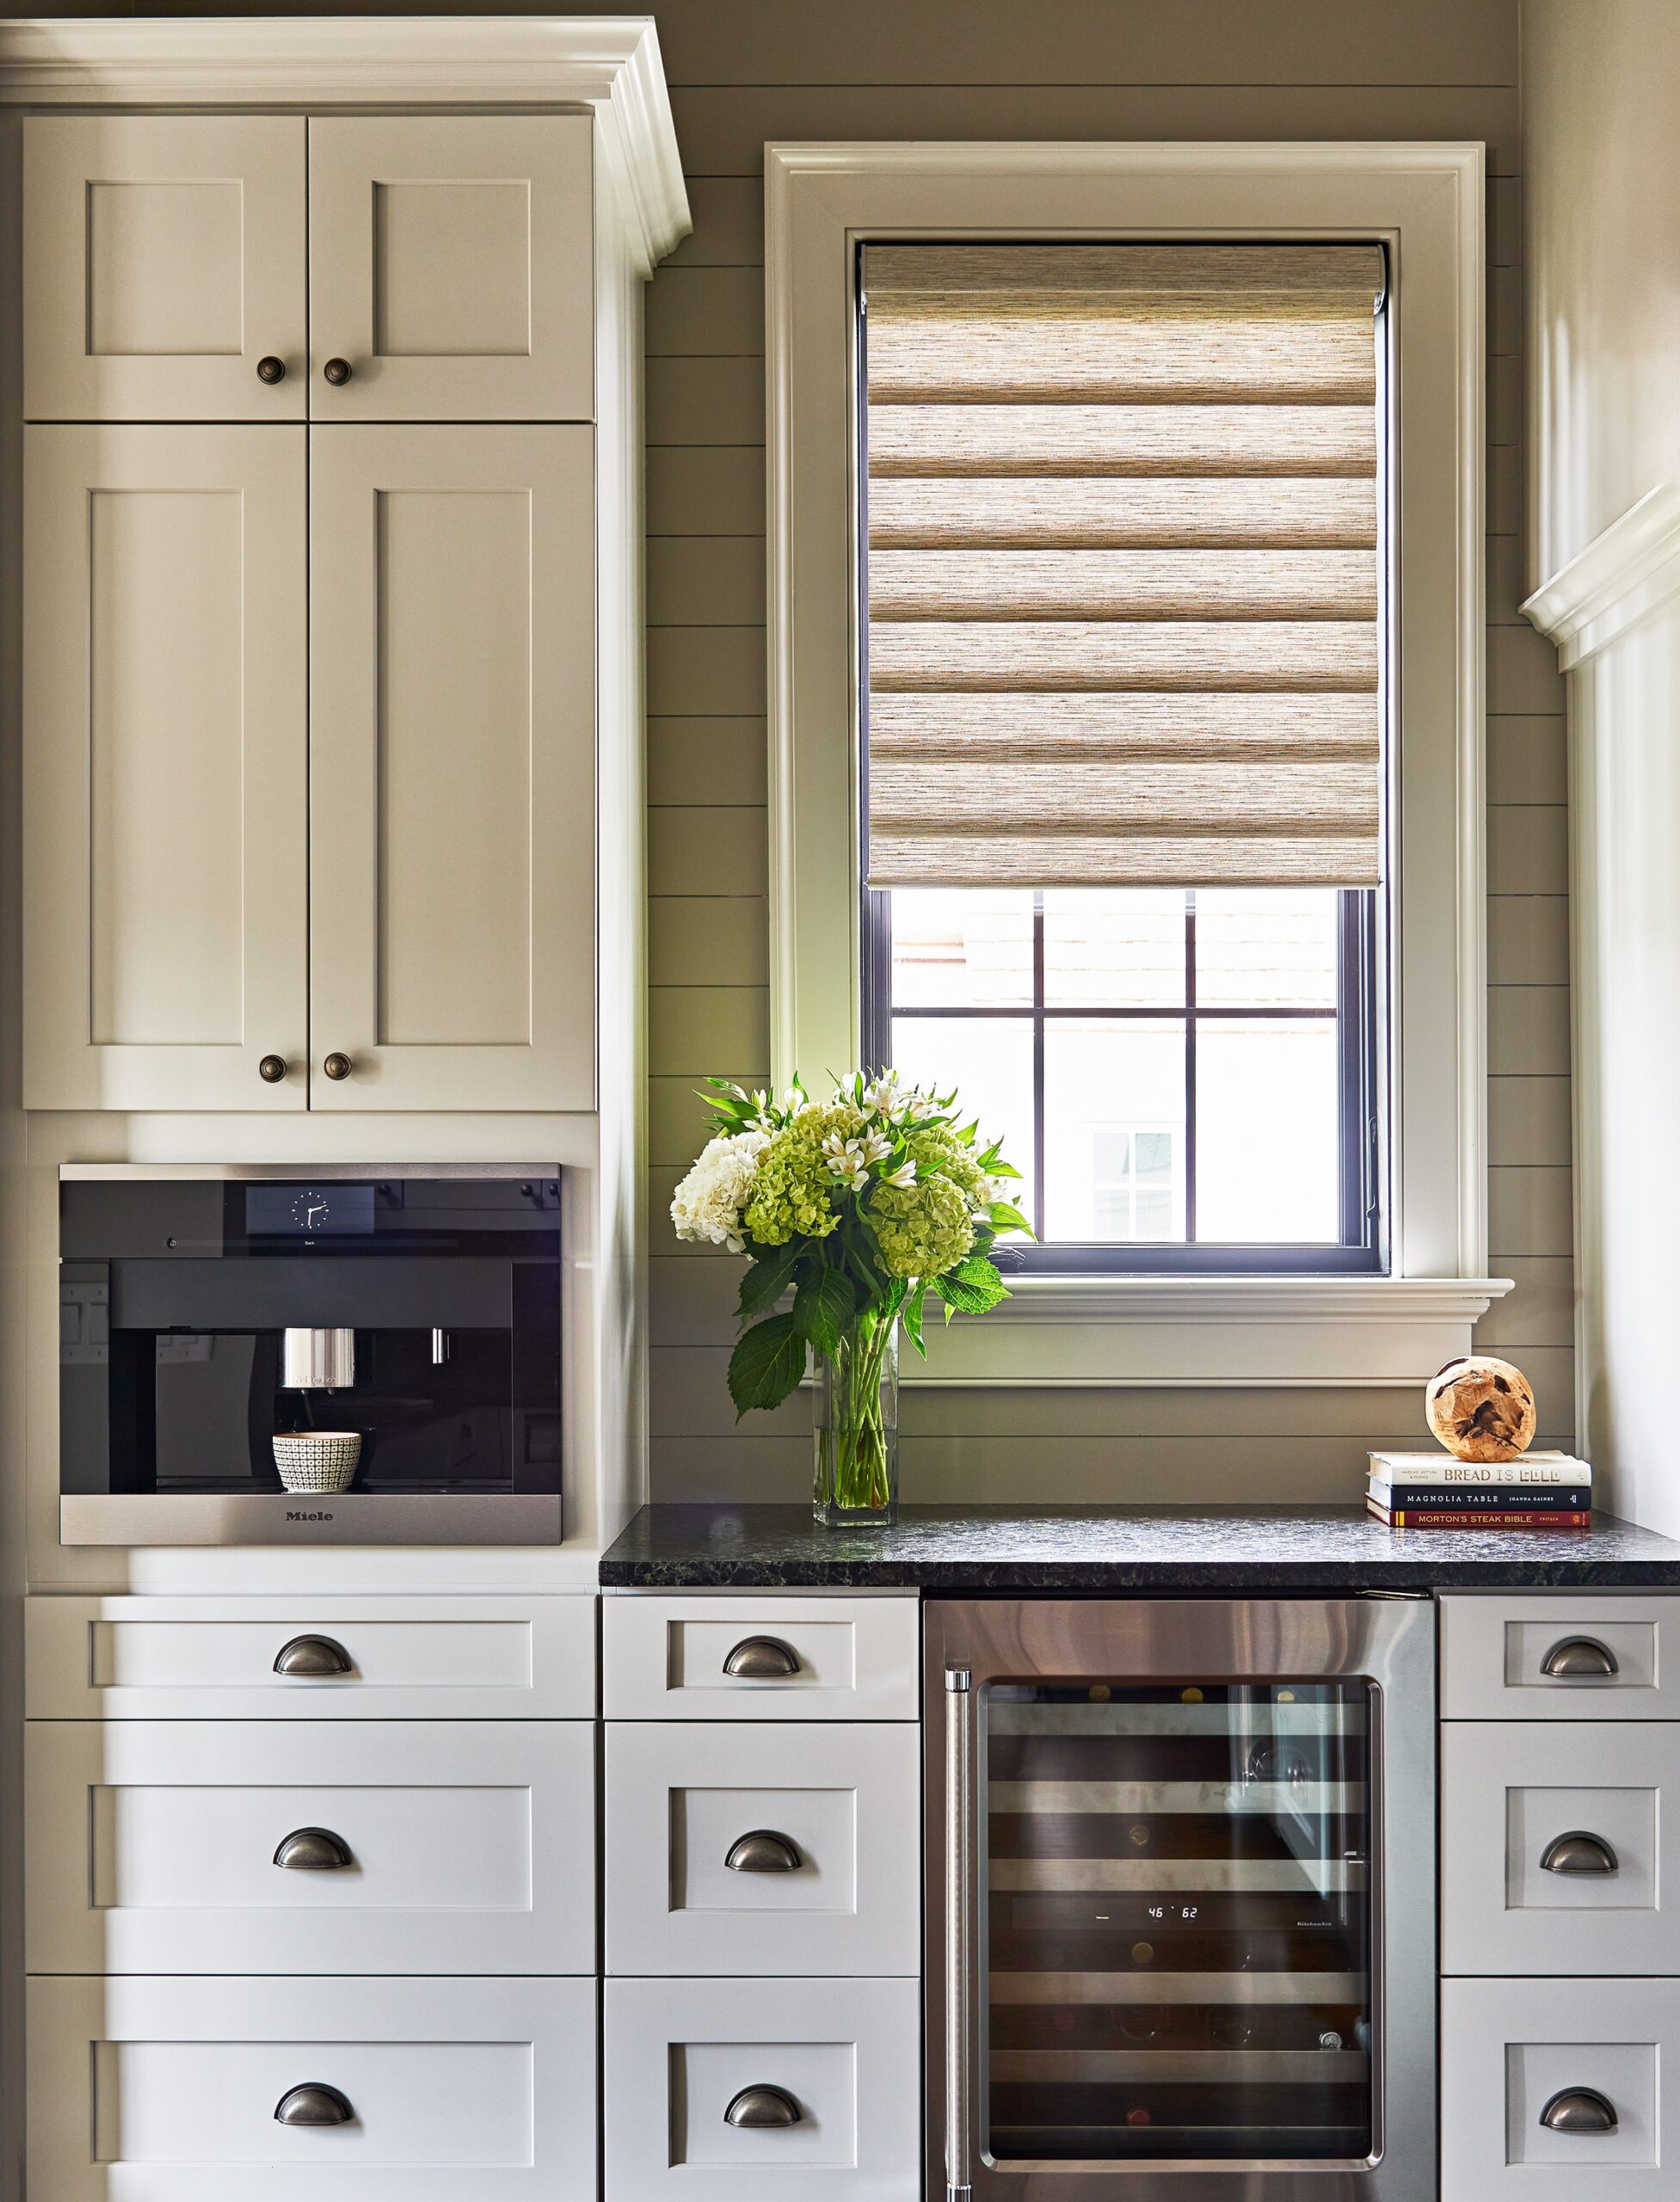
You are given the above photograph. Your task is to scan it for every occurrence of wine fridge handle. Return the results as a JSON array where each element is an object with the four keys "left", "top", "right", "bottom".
[{"left": 945, "top": 1664, "right": 974, "bottom": 2202}]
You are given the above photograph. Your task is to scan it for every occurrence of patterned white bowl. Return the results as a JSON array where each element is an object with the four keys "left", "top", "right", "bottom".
[{"left": 273, "top": 1433, "right": 361, "bottom": 1493}]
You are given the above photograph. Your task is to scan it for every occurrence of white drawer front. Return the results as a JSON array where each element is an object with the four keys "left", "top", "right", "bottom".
[
  {"left": 1440, "top": 1593, "right": 1680, "bottom": 1719},
  {"left": 606, "top": 1721, "right": 920, "bottom": 1976},
  {"left": 28, "top": 1720, "right": 594, "bottom": 1974},
  {"left": 604, "top": 1976, "right": 920, "bottom": 2202},
  {"left": 1441, "top": 1721, "right": 1680, "bottom": 1975},
  {"left": 28, "top": 1974, "right": 596, "bottom": 2200},
  {"left": 603, "top": 1593, "right": 919, "bottom": 1721},
  {"left": 1442, "top": 1977, "right": 1679, "bottom": 2198},
  {"left": 27, "top": 1594, "right": 594, "bottom": 1719}
]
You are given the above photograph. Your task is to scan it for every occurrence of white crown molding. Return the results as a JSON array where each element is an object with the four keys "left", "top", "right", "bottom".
[
  {"left": 1522, "top": 483, "right": 1680, "bottom": 672},
  {"left": 0, "top": 15, "right": 690, "bottom": 273}
]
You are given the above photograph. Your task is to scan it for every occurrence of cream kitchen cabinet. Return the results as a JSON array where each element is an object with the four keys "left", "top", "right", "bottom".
[
  {"left": 24, "top": 114, "right": 309, "bottom": 422},
  {"left": 23, "top": 424, "right": 311, "bottom": 1110},
  {"left": 24, "top": 421, "right": 594, "bottom": 1111},
  {"left": 24, "top": 110, "right": 593, "bottom": 423}
]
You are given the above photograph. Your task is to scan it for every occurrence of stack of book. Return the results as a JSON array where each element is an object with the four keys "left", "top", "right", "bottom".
[{"left": 1366, "top": 1451, "right": 1593, "bottom": 1529}]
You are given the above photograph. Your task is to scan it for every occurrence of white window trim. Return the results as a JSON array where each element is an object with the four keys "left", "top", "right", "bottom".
[{"left": 765, "top": 141, "right": 1509, "bottom": 1385}]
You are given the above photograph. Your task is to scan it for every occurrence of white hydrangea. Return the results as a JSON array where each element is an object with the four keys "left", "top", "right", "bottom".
[{"left": 669, "top": 1128, "right": 769, "bottom": 1253}]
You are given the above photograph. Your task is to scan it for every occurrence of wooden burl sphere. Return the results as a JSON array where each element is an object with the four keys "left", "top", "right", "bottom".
[{"left": 1425, "top": 1355, "right": 1538, "bottom": 1462}]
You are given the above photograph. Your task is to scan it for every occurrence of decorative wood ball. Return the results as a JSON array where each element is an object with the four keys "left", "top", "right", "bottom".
[{"left": 1425, "top": 1355, "right": 1538, "bottom": 1462}]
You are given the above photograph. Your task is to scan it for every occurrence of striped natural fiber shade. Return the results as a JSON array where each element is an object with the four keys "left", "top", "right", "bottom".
[{"left": 862, "top": 243, "right": 1386, "bottom": 889}]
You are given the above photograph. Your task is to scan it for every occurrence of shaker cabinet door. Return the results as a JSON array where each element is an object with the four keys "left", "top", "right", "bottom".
[
  {"left": 308, "top": 115, "right": 594, "bottom": 421},
  {"left": 308, "top": 425, "right": 595, "bottom": 1110},
  {"left": 23, "top": 426, "right": 310, "bottom": 1109},
  {"left": 24, "top": 114, "right": 307, "bottom": 421}
]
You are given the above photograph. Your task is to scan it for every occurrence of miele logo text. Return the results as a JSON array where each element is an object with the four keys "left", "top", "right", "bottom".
[{"left": 286, "top": 1510, "right": 335, "bottom": 1522}]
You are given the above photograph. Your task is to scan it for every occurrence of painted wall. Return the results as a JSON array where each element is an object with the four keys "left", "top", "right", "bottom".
[
  {"left": 1523, "top": 0, "right": 1680, "bottom": 1534},
  {"left": 1523, "top": 0, "right": 1680, "bottom": 580},
  {"left": 0, "top": 0, "right": 1573, "bottom": 1510}
]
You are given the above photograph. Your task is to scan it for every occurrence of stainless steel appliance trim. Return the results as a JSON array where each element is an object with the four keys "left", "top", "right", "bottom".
[
  {"left": 58, "top": 1162, "right": 563, "bottom": 1181},
  {"left": 60, "top": 1492, "right": 563, "bottom": 1547},
  {"left": 922, "top": 1596, "right": 1437, "bottom": 2202},
  {"left": 947, "top": 1663, "right": 975, "bottom": 2199}
]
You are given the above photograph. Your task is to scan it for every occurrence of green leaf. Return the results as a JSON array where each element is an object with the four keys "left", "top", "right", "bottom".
[
  {"left": 793, "top": 1267, "right": 857, "bottom": 1359},
  {"left": 727, "top": 1313, "right": 808, "bottom": 1417},
  {"left": 987, "top": 1200, "right": 1035, "bottom": 1239},
  {"left": 902, "top": 1281, "right": 929, "bottom": 1358},
  {"left": 932, "top": 1253, "right": 1010, "bottom": 1316},
  {"left": 735, "top": 1241, "right": 803, "bottom": 1319}
]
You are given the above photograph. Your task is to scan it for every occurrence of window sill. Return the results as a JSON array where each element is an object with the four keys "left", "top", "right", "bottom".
[{"left": 908, "top": 1275, "right": 1515, "bottom": 1388}]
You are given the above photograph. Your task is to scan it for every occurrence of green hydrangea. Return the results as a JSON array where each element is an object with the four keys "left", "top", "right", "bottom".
[
  {"left": 865, "top": 1172, "right": 975, "bottom": 1279},
  {"left": 742, "top": 1107, "right": 854, "bottom": 1245},
  {"left": 904, "top": 1124, "right": 988, "bottom": 1202}
]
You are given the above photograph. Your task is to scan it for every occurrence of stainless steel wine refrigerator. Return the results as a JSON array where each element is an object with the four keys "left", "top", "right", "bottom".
[{"left": 926, "top": 1597, "right": 1436, "bottom": 2200}]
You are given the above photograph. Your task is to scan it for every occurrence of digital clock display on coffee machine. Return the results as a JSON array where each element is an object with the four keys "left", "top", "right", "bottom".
[{"left": 244, "top": 1184, "right": 377, "bottom": 1238}]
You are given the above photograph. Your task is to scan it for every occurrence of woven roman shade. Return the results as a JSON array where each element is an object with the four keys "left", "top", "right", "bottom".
[{"left": 861, "top": 243, "right": 1386, "bottom": 889}]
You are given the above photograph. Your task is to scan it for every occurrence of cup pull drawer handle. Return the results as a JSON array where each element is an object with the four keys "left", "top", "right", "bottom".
[
  {"left": 1540, "top": 2087, "right": 1619, "bottom": 2135},
  {"left": 274, "top": 2083, "right": 354, "bottom": 2127},
  {"left": 274, "top": 1827, "right": 354, "bottom": 1872},
  {"left": 725, "top": 1830, "right": 803, "bottom": 1873},
  {"left": 1541, "top": 1830, "right": 1620, "bottom": 1877},
  {"left": 1542, "top": 1635, "right": 1620, "bottom": 1679},
  {"left": 722, "top": 1635, "right": 801, "bottom": 1679},
  {"left": 724, "top": 2085, "right": 803, "bottom": 2129},
  {"left": 273, "top": 1634, "right": 353, "bottom": 1677}
]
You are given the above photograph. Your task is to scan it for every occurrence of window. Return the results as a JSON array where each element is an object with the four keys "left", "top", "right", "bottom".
[
  {"left": 857, "top": 243, "right": 1387, "bottom": 1270},
  {"left": 767, "top": 146, "right": 1506, "bottom": 1380}
]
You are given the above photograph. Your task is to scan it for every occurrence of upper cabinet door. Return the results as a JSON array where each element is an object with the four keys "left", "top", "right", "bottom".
[
  {"left": 308, "top": 424, "right": 595, "bottom": 1110},
  {"left": 24, "top": 426, "right": 310, "bottom": 1110},
  {"left": 308, "top": 116, "right": 594, "bottom": 422},
  {"left": 23, "top": 116, "right": 307, "bottom": 422}
]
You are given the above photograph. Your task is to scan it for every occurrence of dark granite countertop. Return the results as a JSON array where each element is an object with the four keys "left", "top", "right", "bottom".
[{"left": 600, "top": 1503, "right": 1680, "bottom": 1590}]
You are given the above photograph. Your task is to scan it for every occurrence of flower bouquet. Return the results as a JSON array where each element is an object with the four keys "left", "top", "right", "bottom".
[{"left": 671, "top": 1071, "right": 1031, "bottom": 1523}]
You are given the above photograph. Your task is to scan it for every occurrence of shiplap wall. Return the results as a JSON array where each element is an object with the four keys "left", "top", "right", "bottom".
[
  {"left": 1, "top": 0, "right": 1567, "bottom": 1501},
  {"left": 642, "top": 0, "right": 1573, "bottom": 1502}
]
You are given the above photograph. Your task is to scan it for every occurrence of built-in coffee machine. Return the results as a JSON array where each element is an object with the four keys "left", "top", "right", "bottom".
[{"left": 58, "top": 1166, "right": 564, "bottom": 1544}]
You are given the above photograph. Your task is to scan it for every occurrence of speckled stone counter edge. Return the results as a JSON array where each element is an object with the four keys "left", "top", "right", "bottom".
[{"left": 599, "top": 1504, "right": 1680, "bottom": 1590}]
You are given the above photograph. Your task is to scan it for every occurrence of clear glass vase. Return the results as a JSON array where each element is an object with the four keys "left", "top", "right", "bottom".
[{"left": 813, "top": 1310, "right": 900, "bottom": 1526}]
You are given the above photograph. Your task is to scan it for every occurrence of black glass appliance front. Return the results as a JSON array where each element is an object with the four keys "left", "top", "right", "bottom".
[{"left": 59, "top": 1172, "right": 563, "bottom": 1544}]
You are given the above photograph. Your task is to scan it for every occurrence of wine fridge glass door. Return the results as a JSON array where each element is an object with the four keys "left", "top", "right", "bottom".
[{"left": 986, "top": 1676, "right": 1372, "bottom": 2163}]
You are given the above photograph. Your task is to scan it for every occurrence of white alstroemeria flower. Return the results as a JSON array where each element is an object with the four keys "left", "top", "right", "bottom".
[
  {"left": 880, "top": 1158, "right": 918, "bottom": 1190},
  {"left": 822, "top": 1135, "right": 871, "bottom": 1187},
  {"left": 859, "top": 1127, "right": 892, "bottom": 1164},
  {"left": 860, "top": 1072, "right": 902, "bottom": 1116},
  {"left": 902, "top": 1090, "right": 937, "bottom": 1122}
]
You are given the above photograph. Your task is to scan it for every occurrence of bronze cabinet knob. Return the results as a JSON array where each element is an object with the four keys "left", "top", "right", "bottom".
[
  {"left": 273, "top": 1634, "right": 353, "bottom": 1677},
  {"left": 323, "top": 357, "right": 353, "bottom": 385},
  {"left": 1539, "top": 2087, "right": 1618, "bottom": 2134},
  {"left": 258, "top": 1054, "right": 288, "bottom": 1083},
  {"left": 274, "top": 1827, "right": 354, "bottom": 1872},
  {"left": 274, "top": 2082, "right": 354, "bottom": 2127},
  {"left": 256, "top": 355, "right": 286, "bottom": 384},
  {"left": 723, "top": 2085, "right": 802, "bottom": 2129},
  {"left": 323, "top": 1053, "right": 353, "bottom": 1081}
]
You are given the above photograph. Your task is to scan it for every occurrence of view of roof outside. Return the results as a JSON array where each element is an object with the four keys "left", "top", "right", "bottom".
[{"left": 886, "top": 886, "right": 1343, "bottom": 1245}]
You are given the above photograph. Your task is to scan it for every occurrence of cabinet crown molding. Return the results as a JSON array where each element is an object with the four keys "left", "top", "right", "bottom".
[
  {"left": 1523, "top": 482, "right": 1680, "bottom": 672},
  {"left": 0, "top": 14, "right": 690, "bottom": 274}
]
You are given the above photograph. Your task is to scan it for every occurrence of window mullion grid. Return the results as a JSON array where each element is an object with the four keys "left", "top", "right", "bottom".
[
  {"left": 1031, "top": 890, "right": 1047, "bottom": 1242},
  {"left": 1184, "top": 890, "right": 1198, "bottom": 1245}
]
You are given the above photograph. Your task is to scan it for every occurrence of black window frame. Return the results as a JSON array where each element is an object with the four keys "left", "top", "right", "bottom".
[{"left": 855, "top": 237, "right": 1391, "bottom": 1276}]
